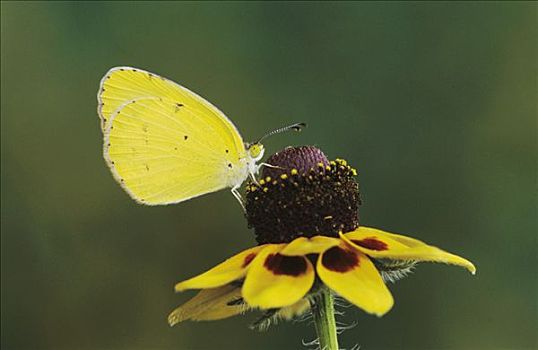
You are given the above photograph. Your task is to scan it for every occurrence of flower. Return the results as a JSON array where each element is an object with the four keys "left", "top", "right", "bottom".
[{"left": 168, "top": 146, "right": 475, "bottom": 327}]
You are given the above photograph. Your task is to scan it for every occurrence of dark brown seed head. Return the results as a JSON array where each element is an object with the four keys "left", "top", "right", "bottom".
[{"left": 245, "top": 146, "right": 361, "bottom": 244}]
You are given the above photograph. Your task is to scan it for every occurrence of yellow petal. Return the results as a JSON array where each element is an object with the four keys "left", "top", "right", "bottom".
[
  {"left": 242, "top": 245, "right": 315, "bottom": 309},
  {"left": 276, "top": 298, "right": 311, "bottom": 320},
  {"left": 168, "top": 285, "right": 244, "bottom": 325},
  {"left": 175, "top": 245, "right": 267, "bottom": 291},
  {"left": 280, "top": 236, "right": 340, "bottom": 256},
  {"left": 317, "top": 243, "right": 393, "bottom": 316},
  {"left": 194, "top": 293, "right": 247, "bottom": 321},
  {"left": 341, "top": 227, "right": 476, "bottom": 274},
  {"left": 193, "top": 303, "right": 245, "bottom": 321}
]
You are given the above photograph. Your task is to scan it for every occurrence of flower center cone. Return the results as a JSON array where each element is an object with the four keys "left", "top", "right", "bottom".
[{"left": 245, "top": 146, "right": 361, "bottom": 244}]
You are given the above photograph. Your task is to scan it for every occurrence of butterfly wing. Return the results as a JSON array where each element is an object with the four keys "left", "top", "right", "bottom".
[{"left": 99, "top": 67, "right": 248, "bottom": 205}]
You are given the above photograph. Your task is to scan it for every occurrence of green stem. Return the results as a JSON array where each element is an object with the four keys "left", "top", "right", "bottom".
[{"left": 311, "top": 287, "right": 339, "bottom": 350}]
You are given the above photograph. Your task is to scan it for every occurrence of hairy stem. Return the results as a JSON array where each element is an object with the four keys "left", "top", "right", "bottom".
[{"left": 311, "top": 287, "right": 339, "bottom": 350}]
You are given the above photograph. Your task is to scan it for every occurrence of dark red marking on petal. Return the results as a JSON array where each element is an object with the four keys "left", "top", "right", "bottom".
[
  {"left": 264, "top": 253, "right": 307, "bottom": 276},
  {"left": 351, "top": 237, "right": 389, "bottom": 251},
  {"left": 242, "top": 253, "right": 257, "bottom": 268},
  {"left": 322, "top": 246, "right": 359, "bottom": 273}
]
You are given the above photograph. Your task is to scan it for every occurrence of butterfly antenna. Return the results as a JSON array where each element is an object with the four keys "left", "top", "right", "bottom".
[{"left": 256, "top": 122, "right": 307, "bottom": 143}]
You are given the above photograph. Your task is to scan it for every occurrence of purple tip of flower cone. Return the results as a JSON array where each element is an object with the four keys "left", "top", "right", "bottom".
[{"left": 262, "top": 146, "right": 329, "bottom": 179}]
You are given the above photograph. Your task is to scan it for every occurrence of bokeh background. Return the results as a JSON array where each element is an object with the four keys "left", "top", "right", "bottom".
[{"left": 1, "top": 2, "right": 536, "bottom": 349}]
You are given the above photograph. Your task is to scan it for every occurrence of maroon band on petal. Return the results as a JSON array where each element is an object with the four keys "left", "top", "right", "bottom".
[
  {"left": 264, "top": 254, "right": 307, "bottom": 276},
  {"left": 242, "top": 253, "right": 257, "bottom": 268},
  {"left": 351, "top": 238, "right": 388, "bottom": 251},
  {"left": 321, "top": 246, "right": 359, "bottom": 273}
]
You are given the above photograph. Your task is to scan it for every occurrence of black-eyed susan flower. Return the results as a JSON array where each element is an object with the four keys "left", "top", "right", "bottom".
[{"left": 169, "top": 146, "right": 475, "bottom": 348}]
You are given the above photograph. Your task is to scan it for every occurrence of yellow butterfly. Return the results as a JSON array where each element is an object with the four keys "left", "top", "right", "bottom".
[{"left": 98, "top": 66, "right": 304, "bottom": 208}]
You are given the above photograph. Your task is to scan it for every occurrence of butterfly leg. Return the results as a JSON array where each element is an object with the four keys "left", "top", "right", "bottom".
[
  {"left": 231, "top": 186, "right": 246, "bottom": 213},
  {"left": 249, "top": 172, "right": 260, "bottom": 186}
]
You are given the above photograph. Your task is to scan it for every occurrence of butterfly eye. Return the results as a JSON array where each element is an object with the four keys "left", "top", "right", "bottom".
[{"left": 249, "top": 143, "right": 265, "bottom": 161}]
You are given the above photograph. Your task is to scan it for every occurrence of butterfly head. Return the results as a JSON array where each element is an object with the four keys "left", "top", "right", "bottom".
[
  {"left": 247, "top": 122, "right": 306, "bottom": 163},
  {"left": 247, "top": 142, "right": 265, "bottom": 162}
]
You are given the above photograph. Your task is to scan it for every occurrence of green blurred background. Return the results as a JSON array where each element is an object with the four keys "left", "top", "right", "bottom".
[{"left": 1, "top": 2, "right": 536, "bottom": 349}]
